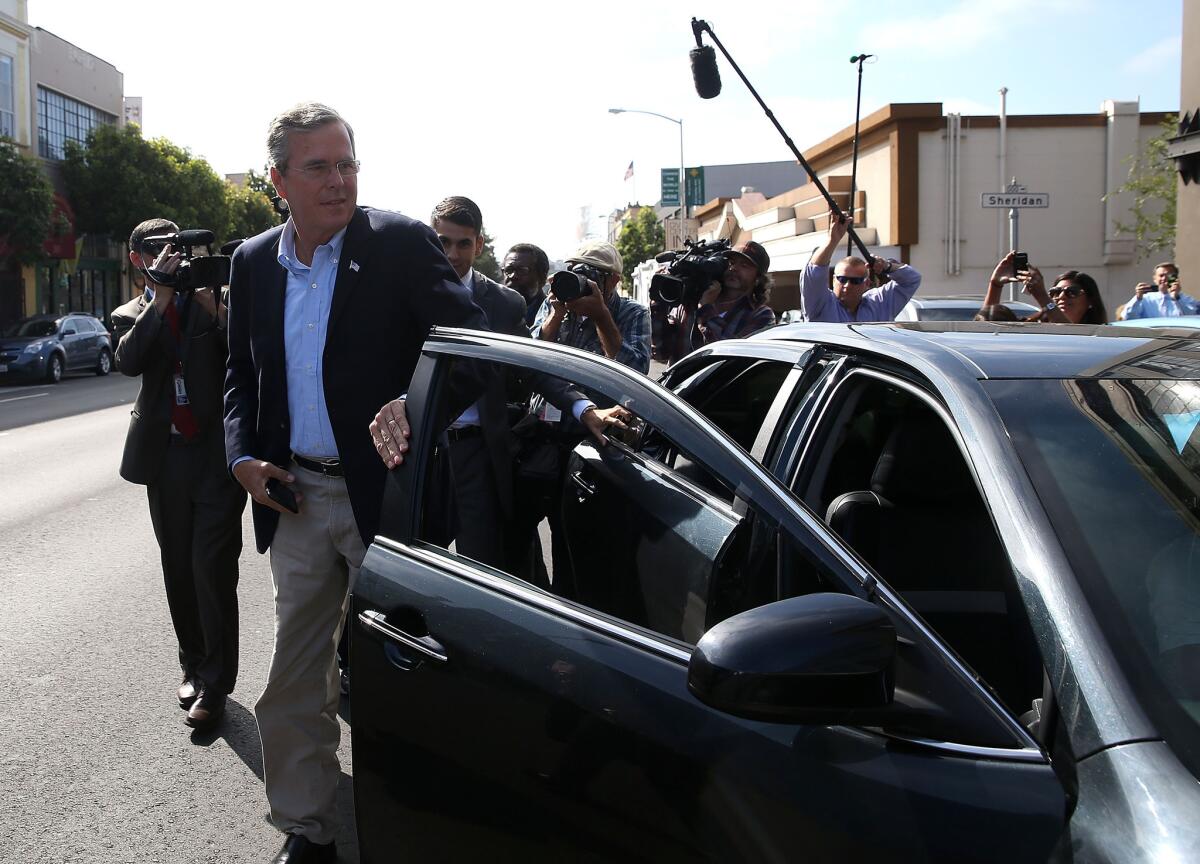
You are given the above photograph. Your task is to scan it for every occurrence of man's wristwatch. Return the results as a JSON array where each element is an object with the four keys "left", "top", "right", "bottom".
[{"left": 1044, "top": 301, "right": 1057, "bottom": 312}]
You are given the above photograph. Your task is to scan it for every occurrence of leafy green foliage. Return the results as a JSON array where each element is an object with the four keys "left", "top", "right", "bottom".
[
  {"left": 615, "top": 207, "right": 665, "bottom": 287},
  {"left": 62, "top": 125, "right": 277, "bottom": 247},
  {"left": 1109, "top": 114, "right": 1178, "bottom": 260},
  {"left": 474, "top": 227, "right": 501, "bottom": 281},
  {"left": 225, "top": 182, "right": 278, "bottom": 243},
  {"left": 0, "top": 139, "right": 55, "bottom": 264}
]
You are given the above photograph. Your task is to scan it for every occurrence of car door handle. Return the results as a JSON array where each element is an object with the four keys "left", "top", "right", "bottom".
[
  {"left": 358, "top": 610, "right": 448, "bottom": 663},
  {"left": 569, "top": 471, "right": 595, "bottom": 498}
]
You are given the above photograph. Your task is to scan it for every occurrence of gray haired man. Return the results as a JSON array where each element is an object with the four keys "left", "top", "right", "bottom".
[{"left": 224, "top": 103, "right": 488, "bottom": 863}]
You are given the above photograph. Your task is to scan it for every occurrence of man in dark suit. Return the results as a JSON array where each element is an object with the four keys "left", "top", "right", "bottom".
[
  {"left": 223, "top": 104, "right": 490, "bottom": 864},
  {"left": 426, "top": 197, "right": 613, "bottom": 569},
  {"left": 111, "top": 218, "right": 246, "bottom": 733}
]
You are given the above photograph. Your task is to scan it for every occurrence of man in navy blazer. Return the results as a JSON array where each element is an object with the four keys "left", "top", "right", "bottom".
[{"left": 223, "top": 103, "right": 487, "bottom": 864}]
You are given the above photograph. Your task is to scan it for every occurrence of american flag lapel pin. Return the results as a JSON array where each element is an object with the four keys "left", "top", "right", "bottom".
[{"left": 349, "top": 260, "right": 360, "bottom": 272}]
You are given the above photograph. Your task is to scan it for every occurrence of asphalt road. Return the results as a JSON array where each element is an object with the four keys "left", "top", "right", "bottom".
[
  {"left": 0, "top": 395, "right": 359, "bottom": 862},
  {"left": 0, "top": 370, "right": 140, "bottom": 432}
]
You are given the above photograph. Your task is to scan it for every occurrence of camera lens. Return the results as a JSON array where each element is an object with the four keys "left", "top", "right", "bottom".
[{"left": 550, "top": 270, "right": 589, "bottom": 303}]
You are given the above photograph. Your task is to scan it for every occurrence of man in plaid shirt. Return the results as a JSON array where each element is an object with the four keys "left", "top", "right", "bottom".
[{"left": 532, "top": 240, "right": 650, "bottom": 373}]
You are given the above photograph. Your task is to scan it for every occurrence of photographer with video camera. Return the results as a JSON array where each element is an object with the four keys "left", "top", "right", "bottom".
[
  {"left": 654, "top": 239, "right": 775, "bottom": 363},
  {"left": 800, "top": 211, "right": 921, "bottom": 323},
  {"left": 110, "top": 218, "right": 246, "bottom": 733}
]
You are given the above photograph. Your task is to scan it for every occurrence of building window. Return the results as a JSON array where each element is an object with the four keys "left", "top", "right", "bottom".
[
  {"left": 0, "top": 54, "right": 14, "bottom": 140},
  {"left": 36, "top": 86, "right": 116, "bottom": 161}
]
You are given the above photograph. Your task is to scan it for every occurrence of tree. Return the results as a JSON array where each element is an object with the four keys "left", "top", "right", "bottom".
[
  {"left": 0, "top": 139, "right": 55, "bottom": 264},
  {"left": 62, "top": 124, "right": 162, "bottom": 244},
  {"left": 1108, "top": 114, "right": 1178, "bottom": 260},
  {"left": 150, "top": 137, "right": 231, "bottom": 241},
  {"left": 244, "top": 166, "right": 286, "bottom": 225},
  {"left": 615, "top": 207, "right": 665, "bottom": 287},
  {"left": 62, "top": 124, "right": 268, "bottom": 247},
  {"left": 245, "top": 166, "right": 275, "bottom": 199},
  {"left": 474, "top": 227, "right": 501, "bottom": 281},
  {"left": 225, "top": 182, "right": 278, "bottom": 243}
]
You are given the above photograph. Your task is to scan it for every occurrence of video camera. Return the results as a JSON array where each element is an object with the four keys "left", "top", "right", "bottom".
[
  {"left": 649, "top": 238, "right": 731, "bottom": 308},
  {"left": 140, "top": 229, "right": 232, "bottom": 292}
]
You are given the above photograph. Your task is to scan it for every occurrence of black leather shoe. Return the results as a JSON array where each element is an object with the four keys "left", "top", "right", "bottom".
[
  {"left": 185, "top": 689, "right": 226, "bottom": 731},
  {"left": 177, "top": 676, "right": 200, "bottom": 710},
  {"left": 272, "top": 833, "right": 337, "bottom": 863}
]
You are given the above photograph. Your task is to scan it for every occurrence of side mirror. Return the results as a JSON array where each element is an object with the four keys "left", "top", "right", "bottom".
[{"left": 688, "top": 593, "right": 895, "bottom": 724}]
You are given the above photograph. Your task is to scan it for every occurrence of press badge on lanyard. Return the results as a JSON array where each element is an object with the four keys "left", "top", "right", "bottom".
[{"left": 173, "top": 372, "right": 190, "bottom": 406}]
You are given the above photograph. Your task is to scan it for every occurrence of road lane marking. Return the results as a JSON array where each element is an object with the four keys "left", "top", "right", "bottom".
[{"left": 0, "top": 392, "right": 49, "bottom": 404}]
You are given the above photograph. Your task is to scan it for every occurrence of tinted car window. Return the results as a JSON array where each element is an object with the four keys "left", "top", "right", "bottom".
[
  {"left": 2, "top": 318, "right": 57, "bottom": 337},
  {"left": 668, "top": 358, "right": 793, "bottom": 453},
  {"left": 800, "top": 373, "right": 1042, "bottom": 716},
  {"left": 989, "top": 377, "right": 1200, "bottom": 778},
  {"left": 416, "top": 358, "right": 835, "bottom": 647}
]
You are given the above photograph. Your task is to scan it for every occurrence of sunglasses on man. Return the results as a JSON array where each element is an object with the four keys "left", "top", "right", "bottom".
[
  {"left": 1048, "top": 285, "right": 1084, "bottom": 299},
  {"left": 834, "top": 274, "right": 867, "bottom": 285}
]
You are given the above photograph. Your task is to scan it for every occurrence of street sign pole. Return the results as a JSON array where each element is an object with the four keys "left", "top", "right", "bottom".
[
  {"left": 979, "top": 182, "right": 1047, "bottom": 302},
  {"left": 1008, "top": 178, "right": 1020, "bottom": 302}
]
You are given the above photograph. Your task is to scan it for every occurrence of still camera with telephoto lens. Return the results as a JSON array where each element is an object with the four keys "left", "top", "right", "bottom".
[
  {"left": 650, "top": 238, "right": 731, "bottom": 308},
  {"left": 141, "top": 229, "right": 232, "bottom": 292},
  {"left": 550, "top": 261, "right": 608, "bottom": 303}
]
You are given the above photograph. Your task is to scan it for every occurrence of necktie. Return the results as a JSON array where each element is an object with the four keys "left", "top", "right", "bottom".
[{"left": 162, "top": 300, "right": 199, "bottom": 440}]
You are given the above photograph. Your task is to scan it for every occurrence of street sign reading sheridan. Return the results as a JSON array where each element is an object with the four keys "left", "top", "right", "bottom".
[{"left": 981, "top": 191, "right": 1050, "bottom": 208}]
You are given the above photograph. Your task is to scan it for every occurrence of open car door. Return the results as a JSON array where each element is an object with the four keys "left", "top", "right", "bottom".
[{"left": 350, "top": 329, "right": 1066, "bottom": 864}]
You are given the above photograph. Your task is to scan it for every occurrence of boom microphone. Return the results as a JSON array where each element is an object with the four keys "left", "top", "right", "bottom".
[
  {"left": 688, "top": 16, "right": 875, "bottom": 264},
  {"left": 690, "top": 45, "right": 722, "bottom": 99}
]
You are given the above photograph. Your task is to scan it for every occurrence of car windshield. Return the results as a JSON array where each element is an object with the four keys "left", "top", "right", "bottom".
[
  {"left": 2, "top": 317, "right": 58, "bottom": 338},
  {"left": 988, "top": 377, "right": 1200, "bottom": 777}
]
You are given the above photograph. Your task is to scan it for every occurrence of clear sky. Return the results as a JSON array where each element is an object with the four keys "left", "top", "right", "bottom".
[{"left": 29, "top": 0, "right": 1183, "bottom": 260}]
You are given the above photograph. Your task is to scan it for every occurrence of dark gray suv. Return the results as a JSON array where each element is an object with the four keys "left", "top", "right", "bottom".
[{"left": 0, "top": 313, "right": 113, "bottom": 383}]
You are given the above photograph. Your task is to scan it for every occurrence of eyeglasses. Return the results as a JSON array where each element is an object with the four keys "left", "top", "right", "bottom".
[
  {"left": 1048, "top": 285, "right": 1083, "bottom": 299},
  {"left": 288, "top": 160, "right": 361, "bottom": 179},
  {"left": 834, "top": 274, "right": 867, "bottom": 285},
  {"left": 501, "top": 265, "right": 532, "bottom": 278}
]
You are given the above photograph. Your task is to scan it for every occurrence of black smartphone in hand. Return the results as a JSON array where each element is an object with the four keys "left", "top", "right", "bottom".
[
  {"left": 265, "top": 477, "right": 299, "bottom": 514},
  {"left": 1012, "top": 252, "right": 1029, "bottom": 277}
]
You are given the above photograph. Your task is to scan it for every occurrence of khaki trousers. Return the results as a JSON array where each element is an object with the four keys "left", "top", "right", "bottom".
[{"left": 257, "top": 460, "right": 365, "bottom": 845}]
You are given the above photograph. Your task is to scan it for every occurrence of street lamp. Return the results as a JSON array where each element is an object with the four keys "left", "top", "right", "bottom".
[{"left": 608, "top": 108, "right": 688, "bottom": 223}]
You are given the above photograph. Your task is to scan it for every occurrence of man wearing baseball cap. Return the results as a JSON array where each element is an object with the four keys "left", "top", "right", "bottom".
[
  {"left": 533, "top": 239, "right": 650, "bottom": 373},
  {"left": 515, "top": 240, "right": 649, "bottom": 583},
  {"left": 662, "top": 239, "right": 776, "bottom": 363}
]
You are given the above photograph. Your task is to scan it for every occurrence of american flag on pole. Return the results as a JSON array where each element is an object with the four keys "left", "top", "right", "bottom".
[{"left": 624, "top": 161, "right": 634, "bottom": 181}]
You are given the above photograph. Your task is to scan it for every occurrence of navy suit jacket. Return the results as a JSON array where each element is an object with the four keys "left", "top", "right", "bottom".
[{"left": 224, "top": 207, "right": 488, "bottom": 553}]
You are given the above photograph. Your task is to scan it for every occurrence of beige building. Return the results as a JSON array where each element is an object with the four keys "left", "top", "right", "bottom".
[
  {"left": 0, "top": 0, "right": 31, "bottom": 148},
  {"left": 694, "top": 102, "right": 1174, "bottom": 317},
  {"left": 16, "top": 6, "right": 123, "bottom": 328},
  {"left": 0, "top": 0, "right": 124, "bottom": 329}
]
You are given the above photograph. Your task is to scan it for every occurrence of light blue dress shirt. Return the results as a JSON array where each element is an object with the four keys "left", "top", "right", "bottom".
[
  {"left": 800, "top": 262, "right": 922, "bottom": 323},
  {"left": 278, "top": 221, "right": 346, "bottom": 458},
  {"left": 1123, "top": 291, "right": 1200, "bottom": 319}
]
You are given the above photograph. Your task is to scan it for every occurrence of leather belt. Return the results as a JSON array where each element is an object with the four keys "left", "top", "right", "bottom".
[
  {"left": 445, "top": 426, "right": 482, "bottom": 443},
  {"left": 293, "top": 453, "right": 344, "bottom": 477}
]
